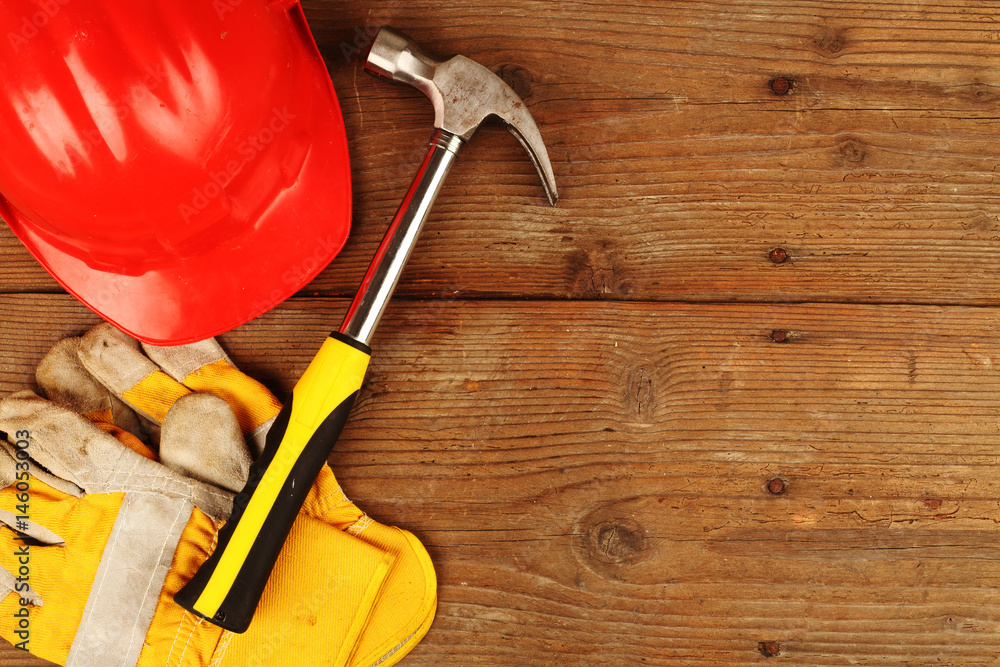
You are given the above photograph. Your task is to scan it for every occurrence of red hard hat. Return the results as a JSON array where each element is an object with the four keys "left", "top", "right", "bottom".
[{"left": 0, "top": 0, "right": 352, "bottom": 344}]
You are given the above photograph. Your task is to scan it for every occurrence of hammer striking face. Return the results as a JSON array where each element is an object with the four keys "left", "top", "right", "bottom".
[{"left": 366, "top": 27, "right": 558, "bottom": 205}]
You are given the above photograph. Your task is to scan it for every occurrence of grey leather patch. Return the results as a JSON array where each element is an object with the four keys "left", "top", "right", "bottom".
[{"left": 66, "top": 492, "right": 193, "bottom": 667}]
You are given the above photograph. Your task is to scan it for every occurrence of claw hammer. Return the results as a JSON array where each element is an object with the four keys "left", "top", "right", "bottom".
[{"left": 175, "top": 26, "right": 559, "bottom": 632}]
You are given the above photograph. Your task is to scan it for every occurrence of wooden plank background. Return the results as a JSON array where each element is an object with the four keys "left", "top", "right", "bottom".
[{"left": 3, "top": 0, "right": 1000, "bottom": 664}]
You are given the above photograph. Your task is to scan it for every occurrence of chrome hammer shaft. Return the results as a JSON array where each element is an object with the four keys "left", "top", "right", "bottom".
[
  {"left": 340, "top": 129, "right": 463, "bottom": 344},
  {"left": 339, "top": 26, "right": 558, "bottom": 346}
]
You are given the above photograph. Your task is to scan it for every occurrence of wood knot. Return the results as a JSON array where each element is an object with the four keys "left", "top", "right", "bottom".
[
  {"left": 769, "top": 77, "right": 792, "bottom": 95},
  {"left": 588, "top": 518, "right": 647, "bottom": 564},
  {"left": 624, "top": 364, "right": 655, "bottom": 420},
  {"left": 768, "top": 247, "right": 789, "bottom": 264},
  {"left": 837, "top": 138, "right": 868, "bottom": 165},
  {"left": 967, "top": 211, "right": 998, "bottom": 232},
  {"left": 758, "top": 641, "right": 781, "bottom": 657},
  {"left": 967, "top": 83, "right": 996, "bottom": 104},
  {"left": 815, "top": 27, "right": 846, "bottom": 56},
  {"left": 496, "top": 63, "right": 534, "bottom": 101},
  {"left": 565, "top": 240, "right": 630, "bottom": 297},
  {"left": 360, "top": 372, "right": 389, "bottom": 398}
]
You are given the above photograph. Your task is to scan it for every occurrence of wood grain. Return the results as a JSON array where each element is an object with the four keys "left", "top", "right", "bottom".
[
  {"left": 2, "top": 1, "right": 1000, "bottom": 665},
  {"left": 1, "top": 296, "right": 999, "bottom": 664},
  {"left": 4, "top": 0, "right": 1000, "bottom": 305}
]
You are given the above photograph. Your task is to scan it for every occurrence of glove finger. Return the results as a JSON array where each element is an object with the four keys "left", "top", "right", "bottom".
[
  {"left": 0, "top": 440, "right": 14, "bottom": 491},
  {"left": 160, "top": 393, "right": 252, "bottom": 493},
  {"left": 0, "top": 438, "right": 67, "bottom": 545},
  {"left": 0, "top": 391, "right": 233, "bottom": 521},
  {"left": 37, "top": 336, "right": 158, "bottom": 459},
  {"left": 143, "top": 338, "right": 282, "bottom": 456},
  {"left": 89, "top": 422, "right": 158, "bottom": 461},
  {"left": 0, "top": 565, "right": 42, "bottom": 606},
  {"left": 0, "top": 509, "right": 64, "bottom": 546},
  {"left": 0, "top": 441, "right": 83, "bottom": 498},
  {"left": 36, "top": 337, "right": 146, "bottom": 443},
  {"left": 77, "top": 323, "right": 191, "bottom": 425}
]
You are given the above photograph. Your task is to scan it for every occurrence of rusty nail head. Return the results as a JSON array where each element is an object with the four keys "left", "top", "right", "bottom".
[
  {"left": 767, "top": 478, "right": 786, "bottom": 495},
  {"left": 771, "top": 330, "right": 789, "bottom": 343},
  {"left": 758, "top": 641, "right": 781, "bottom": 657},
  {"left": 770, "top": 77, "right": 792, "bottom": 95},
  {"left": 769, "top": 247, "right": 788, "bottom": 263}
]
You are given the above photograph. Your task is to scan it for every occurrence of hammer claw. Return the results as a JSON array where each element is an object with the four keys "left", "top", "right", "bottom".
[
  {"left": 365, "top": 27, "right": 558, "bottom": 204},
  {"left": 499, "top": 111, "right": 559, "bottom": 206}
]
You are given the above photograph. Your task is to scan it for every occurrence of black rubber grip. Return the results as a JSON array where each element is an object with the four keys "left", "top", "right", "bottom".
[{"left": 174, "top": 391, "right": 359, "bottom": 632}]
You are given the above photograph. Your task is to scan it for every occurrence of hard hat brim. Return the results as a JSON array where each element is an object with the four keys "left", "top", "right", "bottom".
[{"left": 1, "top": 126, "right": 350, "bottom": 345}]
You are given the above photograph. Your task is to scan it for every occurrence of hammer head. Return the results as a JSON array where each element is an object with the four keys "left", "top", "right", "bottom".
[{"left": 365, "top": 27, "right": 558, "bottom": 205}]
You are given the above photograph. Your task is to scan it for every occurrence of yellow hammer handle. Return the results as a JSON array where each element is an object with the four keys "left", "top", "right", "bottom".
[{"left": 174, "top": 333, "right": 371, "bottom": 633}]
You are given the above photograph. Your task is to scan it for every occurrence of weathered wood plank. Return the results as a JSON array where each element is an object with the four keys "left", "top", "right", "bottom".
[
  {"left": 0, "top": 648, "right": 49, "bottom": 667},
  {"left": 0, "top": 295, "right": 998, "bottom": 664},
  {"left": 4, "top": 1, "right": 1000, "bottom": 306},
  {"left": 323, "top": 0, "right": 1000, "bottom": 306}
]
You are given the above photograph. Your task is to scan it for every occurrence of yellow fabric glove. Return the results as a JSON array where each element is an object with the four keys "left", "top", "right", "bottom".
[{"left": 0, "top": 324, "right": 436, "bottom": 667}]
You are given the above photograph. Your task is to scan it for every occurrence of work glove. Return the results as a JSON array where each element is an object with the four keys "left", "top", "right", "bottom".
[{"left": 0, "top": 324, "right": 436, "bottom": 667}]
